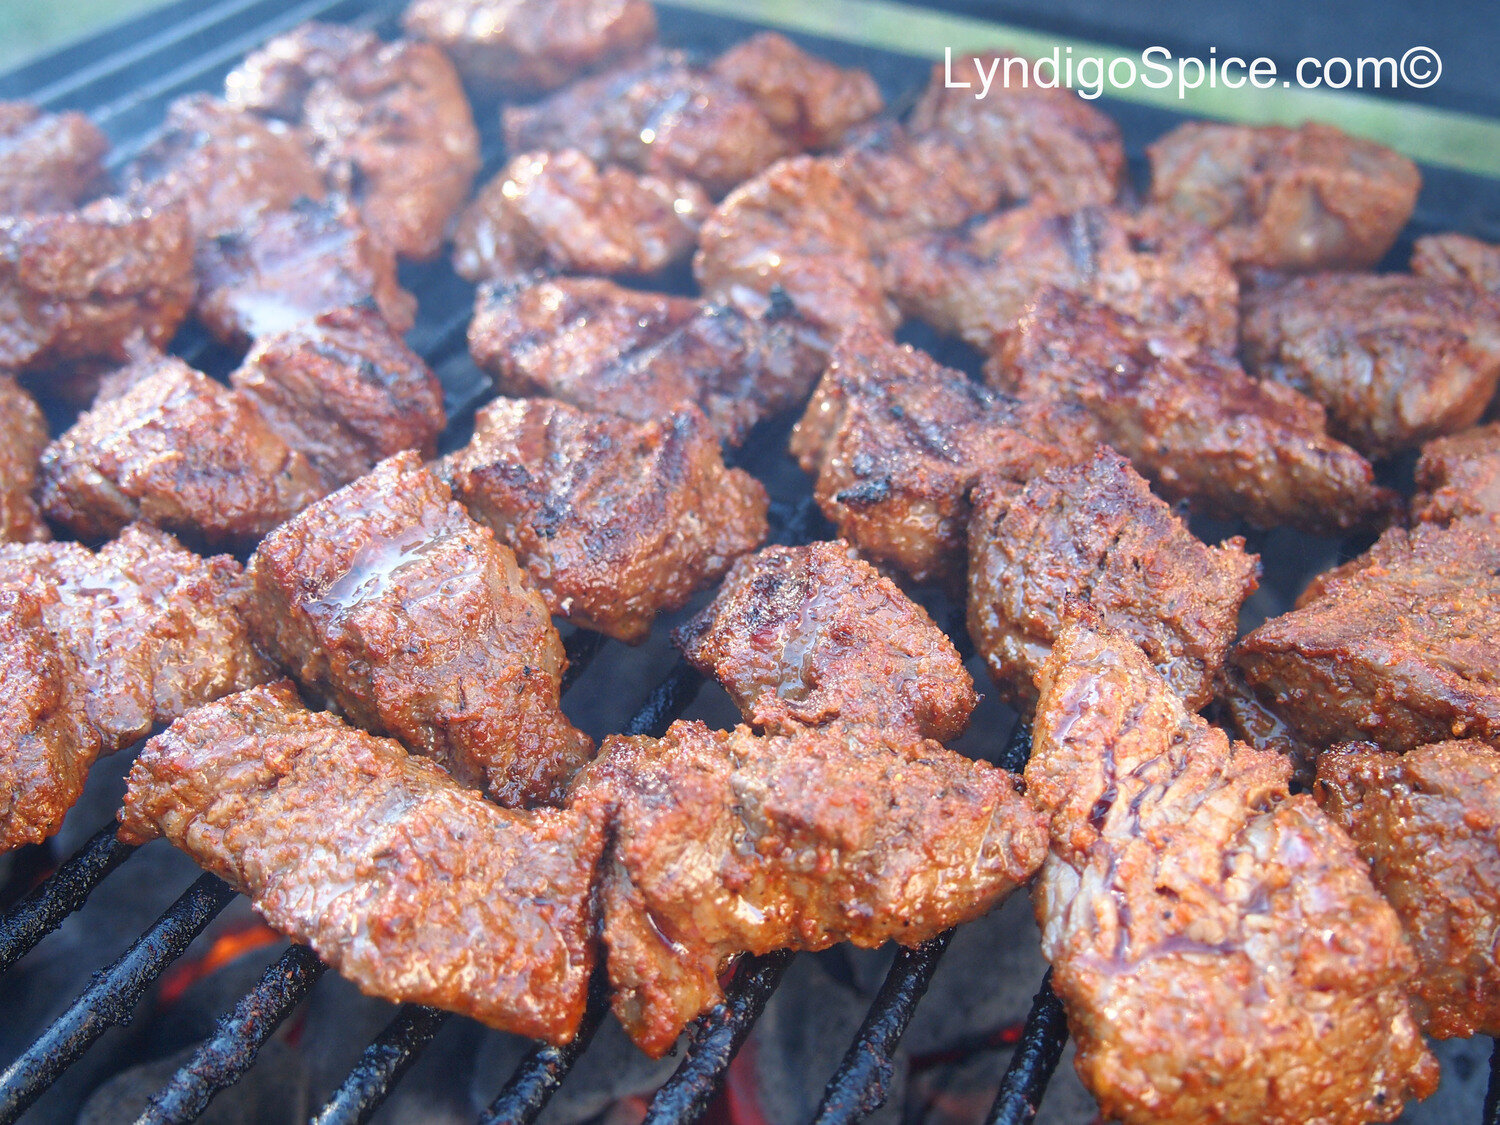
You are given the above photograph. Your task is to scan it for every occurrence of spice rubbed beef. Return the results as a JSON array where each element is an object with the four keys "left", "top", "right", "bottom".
[
  {"left": 1412, "top": 423, "right": 1500, "bottom": 523},
  {"left": 0, "top": 101, "right": 108, "bottom": 214},
  {"left": 0, "top": 376, "right": 50, "bottom": 543}
]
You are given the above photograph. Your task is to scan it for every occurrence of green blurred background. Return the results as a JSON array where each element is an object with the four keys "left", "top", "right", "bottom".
[{"left": 0, "top": 0, "right": 165, "bottom": 72}]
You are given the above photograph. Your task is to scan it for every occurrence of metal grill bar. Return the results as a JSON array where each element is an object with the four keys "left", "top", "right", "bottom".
[
  {"left": 477, "top": 973, "right": 610, "bottom": 1125},
  {"left": 311, "top": 1005, "right": 452, "bottom": 1125},
  {"left": 985, "top": 973, "right": 1069, "bottom": 1125},
  {"left": 0, "top": 824, "right": 135, "bottom": 975}
]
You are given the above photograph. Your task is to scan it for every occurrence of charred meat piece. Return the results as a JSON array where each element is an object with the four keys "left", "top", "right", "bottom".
[
  {"left": 195, "top": 196, "right": 416, "bottom": 347},
  {"left": 1147, "top": 121, "right": 1420, "bottom": 273},
  {"left": 992, "top": 292, "right": 1392, "bottom": 534},
  {"left": 1235, "top": 517, "right": 1500, "bottom": 754},
  {"left": 675, "top": 540, "right": 978, "bottom": 739},
  {"left": 1413, "top": 423, "right": 1500, "bottom": 524},
  {"left": 907, "top": 52, "right": 1124, "bottom": 209},
  {"left": 0, "top": 101, "right": 108, "bottom": 214},
  {"left": 1412, "top": 232, "right": 1500, "bottom": 298},
  {"left": 402, "top": 0, "right": 657, "bottom": 96},
  {"left": 575, "top": 719, "right": 1047, "bottom": 1057},
  {"left": 39, "top": 359, "right": 325, "bottom": 547},
  {"left": 118, "top": 680, "right": 606, "bottom": 1044},
  {"left": 709, "top": 32, "right": 883, "bottom": 152},
  {"left": 451, "top": 149, "right": 710, "bottom": 282},
  {"left": 1028, "top": 617, "right": 1436, "bottom": 1125},
  {"left": 790, "top": 325, "right": 1097, "bottom": 585},
  {"left": 247, "top": 452, "right": 593, "bottom": 807},
  {"left": 1242, "top": 273, "right": 1500, "bottom": 460},
  {"left": 469, "top": 276, "right": 826, "bottom": 445},
  {"left": 1316, "top": 741, "right": 1500, "bottom": 1039},
  {"left": 502, "top": 51, "right": 793, "bottom": 198},
  {"left": 695, "top": 155, "right": 895, "bottom": 333},
  {"left": 968, "top": 447, "right": 1259, "bottom": 711},
  {"left": 0, "top": 198, "right": 195, "bottom": 394},
  {"left": 0, "top": 376, "right": 50, "bottom": 543},
  {"left": 443, "top": 398, "right": 767, "bottom": 644},
  {"left": 888, "top": 203, "right": 1239, "bottom": 356},
  {"left": 230, "top": 305, "right": 446, "bottom": 491},
  {"left": 226, "top": 22, "right": 480, "bottom": 260}
]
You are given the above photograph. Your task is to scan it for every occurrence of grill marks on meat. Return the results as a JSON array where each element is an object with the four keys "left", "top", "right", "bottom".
[
  {"left": 967, "top": 447, "right": 1259, "bottom": 711},
  {"left": 0, "top": 102, "right": 108, "bottom": 214},
  {"left": 227, "top": 22, "right": 480, "bottom": 261},
  {"left": 0, "top": 376, "right": 50, "bottom": 543},
  {"left": 1235, "top": 517, "right": 1500, "bottom": 754},
  {"left": 118, "top": 681, "right": 606, "bottom": 1044},
  {"left": 675, "top": 540, "right": 977, "bottom": 740},
  {"left": 1412, "top": 232, "right": 1500, "bottom": 298},
  {"left": 1316, "top": 740, "right": 1500, "bottom": 1040},
  {"left": 1241, "top": 273, "right": 1500, "bottom": 460},
  {"left": 790, "top": 325, "right": 1097, "bottom": 585},
  {"left": 992, "top": 292, "right": 1392, "bottom": 533},
  {"left": 1028, "top": 617, "right": 1437, "bottom": 1125},
  {"left": 469, "top": 276, "right": 826, "bottom": 446},
  {"left": 451, "top": 149, "right": 710, "bottom": 283},
  {"left": 1413, "top": 424, "right": 1500, "bottom": 524},
  {"left": 1147, "top": 121, "right": 1420, "bottom": 273},
  {"left": 575, "top": 719, "right": 1047, "bottom": 1057},
  {"left": 442, "top": 398, "right": 768, "bottom": 644},
  {"left": 401, "top": 0, "right": 658, "bottom": 96},
  {"left": 247, "top": 452, "right": 593, "bottom": 807}
]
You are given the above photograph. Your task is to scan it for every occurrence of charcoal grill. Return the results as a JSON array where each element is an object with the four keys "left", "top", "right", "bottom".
[{"left": 3, "top": 1, "right": 1500, "bottom": 1122}]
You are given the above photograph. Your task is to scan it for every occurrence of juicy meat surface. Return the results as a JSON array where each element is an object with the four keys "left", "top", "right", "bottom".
[
  {"left": 1412, "top": 232, "right": 1500, "bottom": 298},
  {"left": 451, "top": 149, "right": 710, "bottom": 282},
  {"left": 967, "top": 447, "right": 1259, "bottom": 711},
  {"left": 38, "top": 359, "right": 326, "bottom": 547},
  {"left": 1241, "top": 273, "right": 1500, "bottom": 459},
  {"left": 675, "top": 540, "right": 978, "bottom": 739},
  {"left": 709, "top": 32, "right": 883, "bottom": 152},
  {"left": 0, "top": 101, "right": 108, "bottom": 214},
  {"left": 469, "top": 276, "right": 826, "bottom": 446},
  {"left": 1234, "top": 517, "right": 1500, "bottom": 754},
  {"left": 401, "top": 0, "right": 658, "bottom": 95},
  {"left": 118, "top": 681, "right": 606, "bottom": 1044},
  {"left": 194, "top": 196, "right": 416, "bottom": 347},
  {"left": 226, "top": 22, "right": 480, "bottom": 260},
  {"left": 1147, "top": 121, "right": 1420, "bottom": 272},
  {"left": 887, "top": 203, "right": 1239, "bottom": 356},
  {"left": 442, "top": 398, "right": 767, "bottom": 644},
  {"left": 0, "top": 376, "right": 50, "bottom": 543},
  {"left": 230, "top": 304, "right": 446, "bottom": 491},
  {"left": 574, "top": 719, "right": 1047, "bottom": 1057},
  {"left": 1028, "top": 617, "right": 1436, "bottom": 1125},
  {"left": 1316, "top": 740, "right": 1500, "bottom": 1039},
  {"left": 247, "top": 452, "right": 593, "bottom": 807},
  {"left": 906, "top": 52, "right": 1124, "bottom": 209},
  {"left": 992, "top": 292, "right": 1392, "bottom": 534},
  {"left": 790, "top": 325, "right": 1098, "bottom": 585},
  {"left": 1413, "top": 423, "right": 1500, "bottom": 523}
]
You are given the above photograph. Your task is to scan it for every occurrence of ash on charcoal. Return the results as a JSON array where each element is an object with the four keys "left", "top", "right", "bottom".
[{"left": 78, "top": 1040, "right": 309, "bottom": 1125}]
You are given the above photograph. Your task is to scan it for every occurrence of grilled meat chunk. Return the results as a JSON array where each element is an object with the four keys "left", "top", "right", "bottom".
[
  {"left": 790, "top": 325, "right": 1097, "bottom": 585},
  {"left": 709, "top": 32, "right": 883, "bottom": 152},
  {"left": 1412, "top": 232, "right": 1500, "bottom": 298},
  {"left": 906, "top": 52, "right": 1124, "bottom": 209},
  {"left": 575, "top": 719, "right": 1047, "bottom": 1057},
  {"left": 968, "top": 447, "right": 1259, "bottom": 711},
  {"left": 247, "top": 452, "right": 593, "bottom": 807},
  {"left": 39, "top": 358, "right": 325, "bottom": 546},
  {"left": 118, "top": 680, "right": 606, "bottom": 1044},
  {"left": 194, "top": 196, "right": 415, "bottom": 346},
  {"left": 1028, "top": 617, "right": 1436, "bottom": 1125},
  {"left": 226, "top": 22, "right": 480, "bottom": 260},
  {"left": 469, "top": 276, "right": 825, "bottom": 445},
  {"left": 675, "top": 540, "right": 978, "bottom": 739},
  {"left": 0, "top": 376, "right": 50, "bottom": 543},
  {"left": 452, "top": 149, "right": 710, "bottom": 282},
  {"left": 887, "top": 203, "right": 1239, "bottom": 355},
  {"left": 230, "top": 305, "right": 446, "bottom": 490},
  {"left": 1413, "top": 423, "right": 1500, "bottom": 524},
  {"left": 401, "top": 0, "right": 657, "bottom": 95},
  {"left": 1234, "top": 517, "right": 1500, "bottom": 754},
  {"left": 1147, "top": 121, "right": 1420, "bottom": 273},
  {"left": 442, "top": 398, "right": 767, "bottom": 644},
  {"left": 0, "top": 102, "right": 108, "bottom": 214},
  {"left": 992, "top": 292, "right": 1392, "bottom": 533},
  {"left": 1316, "top": 741, "right": 1500, "bottom": 1039},
  {"left": 1242, "top": 274, "right": 1500, "bottom": 460}
]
